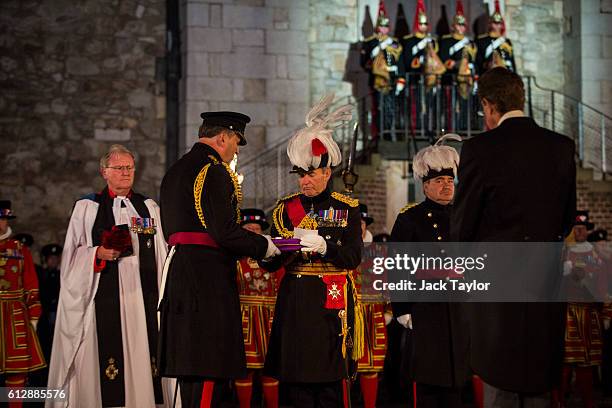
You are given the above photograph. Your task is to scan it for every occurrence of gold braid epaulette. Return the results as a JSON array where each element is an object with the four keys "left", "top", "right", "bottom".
[
  {"left": 272, "top": 192, "right": 301, "bottom": 239},
  {"left": 193, "top": 155, "right": 243, "bottom": 229},
  {"left": 331, "top": 192, "right": 359, "bottom": 207},
  {"left": 399, "top": 202, "right": 418, "bottom": 214}
]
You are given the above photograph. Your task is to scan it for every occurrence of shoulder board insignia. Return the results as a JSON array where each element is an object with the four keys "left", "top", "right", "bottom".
[
  {"left": 442, "top": 34, "right": 452, "bottom": 39},
  {"left": 331, "top": 192, "right": 358, "bottom": 207},
  {"left": 477, "top": 33, "right": 489, "bottom": 39},
  {"left": 364, "top": 34, "right": 376, "bottom": 41},
  {"left": 403, "top": 34, "right": 414, "bottom": 40},
  {"left": 399, "top": 203, "right": 418, "bottom": 214}
]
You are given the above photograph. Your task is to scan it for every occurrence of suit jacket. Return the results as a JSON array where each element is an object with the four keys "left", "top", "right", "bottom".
[{"left": 451, "top": 116, "right": 576, "bottom": 393}]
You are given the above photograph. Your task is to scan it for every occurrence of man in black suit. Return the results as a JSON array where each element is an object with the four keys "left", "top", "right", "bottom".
[{"left": 451, "top": 67, "right": 576, "bottom": 407}]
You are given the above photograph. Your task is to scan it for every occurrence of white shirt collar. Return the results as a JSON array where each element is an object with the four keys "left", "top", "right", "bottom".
[{"left": 497, "top": 110, "right": 525, "bottom": 126}]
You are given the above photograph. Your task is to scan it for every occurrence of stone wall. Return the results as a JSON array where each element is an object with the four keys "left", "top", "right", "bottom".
[
  {"left": 179, "top": 0, "right": 312, "bottom": 161},
  {"left": 506, "top": 0, "right": 565, "bottom": 90},
  {"left": 579, "top": 0, "right": 612, "bottom": 116},
  {"left": 577, "top": 168, "right": 612, "bottom": 234},
  {"left": 0, "top": 0, "right": 166, "bottom": 260}
]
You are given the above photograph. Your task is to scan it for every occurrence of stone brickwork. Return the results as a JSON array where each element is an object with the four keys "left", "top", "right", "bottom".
[
  {"left": 0, "top": 0, "right": 166, "bottom": 260},
  {"left": 180, "top": 0, "right": 312, "bottom": 161},
  {"left": 506, "top": 0, "right": 565, "bottom": 90},
  {"left": 577, "top": 169, "right": 612, "bottom": 234},
  {"left": 578, "top": 0, "right": 612, "bottom": 116},
  {"left": 180, "top": 0, "right": 362, "bottom": 159}
]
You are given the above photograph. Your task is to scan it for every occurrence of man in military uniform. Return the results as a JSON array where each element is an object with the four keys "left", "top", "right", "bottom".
[
  {"left": 0, "top": 200, "right": 46, "bottom": 406},
  {"left": 475, "top": 0, "right": 516, "bottom": 74},
  {"left": 438, "top": 0, "right": 476, "bottom": 131},
  {"left": 158, "top": 112, "right": 280, "bottom": 407},
  {"left": 401, "top": 0, "right": 443, "bottom": 137},
  {"left": 262, "top": 94, "right": 363, "bottom": 407},
  {"left": 234, "top": 208, "right": 284, "bottom": 408},
  {"left": 360, "top": 0, "right": 405, "bottom": 141},
  {"left": 390, "top": 135, "right": 469, "bottom": 408}
]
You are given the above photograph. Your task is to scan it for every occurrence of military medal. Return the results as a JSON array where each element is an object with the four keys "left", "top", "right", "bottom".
[
  {"left": 322, "top": 275, "right": 346, "bottom": 309},
  {"left": 146, "top": 238, "right": 152, "bottom": 248},
  {"left": 316, "top": 208, "right": 348, "bottom": 228},
  {"left": 130, "top": 217, "right": 157, "bottom": 235}
]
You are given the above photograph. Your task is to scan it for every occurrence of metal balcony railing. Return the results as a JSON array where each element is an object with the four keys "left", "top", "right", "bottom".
[{"left": 238, "top": 74, "right": 612, "bottom": 212}]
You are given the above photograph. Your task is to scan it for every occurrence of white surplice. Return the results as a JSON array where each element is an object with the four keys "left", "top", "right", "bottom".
[{"left": 47, "top": 196, "right": 180, "bottom": 407}]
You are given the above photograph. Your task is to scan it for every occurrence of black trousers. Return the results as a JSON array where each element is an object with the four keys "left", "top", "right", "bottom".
[
  {"left": 287, "top": 381, "right": 344, "bottom": 408},
  {"left": 415, "top": 383, "right": 462, "bottom": 408}
]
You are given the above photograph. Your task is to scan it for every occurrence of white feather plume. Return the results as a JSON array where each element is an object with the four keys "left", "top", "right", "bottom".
[
  {"left": 287, "top": 93, "right": 352, "bottom": 171},
  {"left": 413, "top": 133, "right": 461, "bottom": 180}
]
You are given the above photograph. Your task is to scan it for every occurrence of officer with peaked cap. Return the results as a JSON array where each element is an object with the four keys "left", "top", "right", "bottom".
[
  {"left": 261, "top": 94, "right": 363, "bottom": 407},
  {"left": 158, "top": 112, "right": 280, "bottom": 407},
  {"left": 390, "top": 135, "right": 469, "bottom": 408}
]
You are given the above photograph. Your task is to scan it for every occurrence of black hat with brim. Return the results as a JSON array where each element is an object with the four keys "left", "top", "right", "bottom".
[
  {"left": 587, "top": 229, "right": 607, "bottom": 242},
  {"left": 574, "top": 211, "right": 594, "bottom": 230},
  {"left": 359, "top": 203, "right": 374, "bottom": 226},
  {"left": 240, "top": 208, "right": 270, "bottom": 230},
  {"left": 0, "top": 200, "right": 16, "bottom": 219},
  {"left": 42, "top": 244, "right": 63, "bottom": 258},
  {"left": 200, "top": 111, "right": 251, "bottom": 146},
  {"left": 14, "top": 233, "right": 34, "bottom": 247}
]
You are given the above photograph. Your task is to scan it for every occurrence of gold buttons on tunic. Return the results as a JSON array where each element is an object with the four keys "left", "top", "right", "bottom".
[
  {"left": 427, "top": 212, "right": 432, "bottom": 218},
  {"left": 433, "top": 223, "right": 438, "bottom": 228},
  {"left": 437, "top": 236, "right": 442, "bottom": 241}
]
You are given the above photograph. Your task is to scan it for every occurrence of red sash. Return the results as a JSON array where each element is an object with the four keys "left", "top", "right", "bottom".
[{"left": 285, "top": 197, "right": 307, "bottom": 228}]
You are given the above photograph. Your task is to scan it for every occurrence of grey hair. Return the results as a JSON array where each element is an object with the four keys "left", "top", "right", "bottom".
[{"left": 99, "top": 144, "right": 136, "bottom": 169}]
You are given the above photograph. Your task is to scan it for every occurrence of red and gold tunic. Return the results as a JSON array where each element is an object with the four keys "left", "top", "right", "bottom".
[
  {"left": 563, "top": 243, "right": 612, "bottom": 366},
  {"left": 237, "top": 258, "right": 284, "bottom": 369},
  {"left": 0, "top": 238, "right": 46, "bottom": 373},
  {"left": 353, "top": 245, "right": 388, "bottom": 372}
]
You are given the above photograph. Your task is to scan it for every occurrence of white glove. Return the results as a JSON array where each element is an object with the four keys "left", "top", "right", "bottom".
[
  {"left": 563, "top": 260, "right": 573, "bottom": 276},
  {"left": 263, "top": 235, "right": 281, "bottom": 258},
  {"left": 397, "top": 314, "right": 412, "bottom": 329},
  {"left": 395, "top": 81, "right": 405, "bottom": 96},
  {"left": 300, "top": 234, "right": 327, "bottom": 255},
  {"left": 30, "top": 319, "right": 38, "bottom": 331},
  {"left": 384, "top": 312, "right": 393, "bottom": 326}
]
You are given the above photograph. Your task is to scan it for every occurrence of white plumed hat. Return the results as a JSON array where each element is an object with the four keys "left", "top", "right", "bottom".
[
  {"left": 287, "top": 93, "right": 352, "bottom": 172},
  {"left": 412, "top": 133, "right": 461, "bottom": 181}
]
